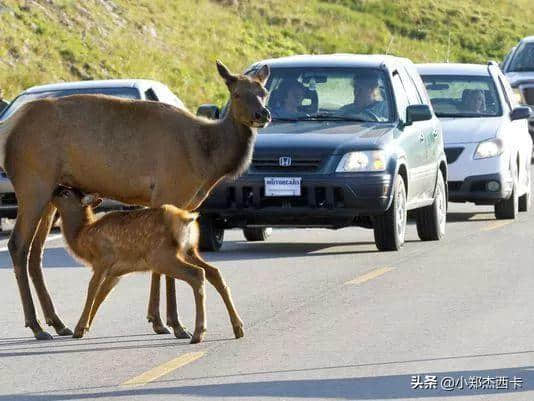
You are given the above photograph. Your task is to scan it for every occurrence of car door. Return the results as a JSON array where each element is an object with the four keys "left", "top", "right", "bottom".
[{"left": 391, "top": 70, "right": 426, "bottom": 202}]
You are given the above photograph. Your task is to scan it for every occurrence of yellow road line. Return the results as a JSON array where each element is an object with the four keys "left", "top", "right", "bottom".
[
  {"left": 121, "top": 351, "right": 205, "bottom": 387},
  {"left": 344, "top": 267, "right": 395, "bottom": 286},
  {"left": 481, "top": 220, "right": 513, "bottom": 232}
]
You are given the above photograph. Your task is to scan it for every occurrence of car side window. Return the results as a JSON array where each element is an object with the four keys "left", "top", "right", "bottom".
[
  {"left": 145, "top": 88, "right": 159, "bottom": 101},
  {"left": 392, "top": 72, "right": 409, "bottom": 121},
  {"left": 397, "top": 68, "right": 421, "bottom": 106}
]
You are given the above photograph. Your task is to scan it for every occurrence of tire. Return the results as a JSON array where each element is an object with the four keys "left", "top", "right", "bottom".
[
  {"left": 243, "top": 227, "right": 272, "bottom": 242},
  {"left": 495, "top": 173, "right": 518, "bottom": 220},
  {"left": 198, "top": 217, "right": 224, "bottom": 252},
  {"left": 416, "top": 172, "right": 447, "bottom": 241},
  {"left": 519, "top": 168, "right": 531, "bottom": 212},
  {"left": 374, "top": 175, "right": 407, "bottom": 251}
]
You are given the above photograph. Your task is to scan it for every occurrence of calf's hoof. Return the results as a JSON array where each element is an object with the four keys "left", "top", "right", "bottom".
[
  {"left": 72, "top": 327, "right": 86, "bottom": 339},
  {"left": 34, "top": 330, "right": 54, "bottom": 341},
  {"left": 148, "top": 317, "right": 171, "bottom": 335},
  {"left": 190, "top": 331, "right": 205, "bottom": 344},
  {"left": 172, "top": 326, "right": 192, "bottom": 340},
  {"left": 233, "top": 325, "right": 244, "bottom": 339},
  {"left": 55, "top": 326, "right": 74, "bottom": 336}
]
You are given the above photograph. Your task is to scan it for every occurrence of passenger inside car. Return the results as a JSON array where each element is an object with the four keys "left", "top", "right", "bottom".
[
  {"left": 462, "top": 89, "right": 486, "bottom": 113},
  {"left": 269, "top": 79, "right": 307, "bottom": 117},
  {"left": 339, "top": 71, "right": 388, "bottom": 121}
]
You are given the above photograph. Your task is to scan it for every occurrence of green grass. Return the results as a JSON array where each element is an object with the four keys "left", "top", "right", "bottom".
[{"left": 0, "top": 0, "right": 532, "bottom": 109}]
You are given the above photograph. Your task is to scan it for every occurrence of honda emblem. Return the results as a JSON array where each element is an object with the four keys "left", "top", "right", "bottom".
[{"left": 279, "top": 156, "right": 292, "bottom": 167}]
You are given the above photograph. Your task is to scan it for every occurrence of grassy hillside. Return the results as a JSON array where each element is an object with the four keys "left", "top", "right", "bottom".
[{"left": 0, "top": 0, "right": 533, "bottom": 109}]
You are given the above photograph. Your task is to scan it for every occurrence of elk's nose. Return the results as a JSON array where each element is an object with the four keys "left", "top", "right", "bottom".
[{"left": 255, "top": 108, "right": 271, "bottom": 122}]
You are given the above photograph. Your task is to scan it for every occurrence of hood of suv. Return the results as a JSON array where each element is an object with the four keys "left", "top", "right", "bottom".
[
  {"left": 505, "top": 71, "right": 534, "bottom": 87},
  {"left": 255, "top": 121, "right": 396, "bottom": 157},
  {"left": 441, "top": 117, "right": 501, "bottom": 145}
]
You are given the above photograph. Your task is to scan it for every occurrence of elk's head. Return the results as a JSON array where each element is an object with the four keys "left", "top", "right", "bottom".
[
  {"left": 217, "top": 60, "right": 271, "bottom": 128},
  {"left": 52, "top": 186, "right": 102, "bottom": 212}
]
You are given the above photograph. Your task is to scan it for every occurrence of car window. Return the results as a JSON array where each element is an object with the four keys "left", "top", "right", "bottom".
[
  {"left": 145, "top": 88, "right": 159, "bottom": 101},
  {"left": 398, "top": 68, "right": 422, "bottom": 105},
  {"left": 265, "top": 67, "right": 393, "bottom": 123},
  {"left": 1, "top": 87, "right": 140, "bottom": 120},
  {"left": 421, "top": 75, "right": 502, "bottom": 118},
  {"left": 391, "top": 72, "right": 409, "bottom": 121},
  {"left": 509, "top": 42, "right": 534, "bottom": 72}
]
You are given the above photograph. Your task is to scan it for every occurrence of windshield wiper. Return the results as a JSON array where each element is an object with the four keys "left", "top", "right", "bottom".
[
  {"left": 300, "top": 113, "right": 369, "bottom": 122},
  {"left": 271, "top": 117, "right": 300, "bottom": 122}
]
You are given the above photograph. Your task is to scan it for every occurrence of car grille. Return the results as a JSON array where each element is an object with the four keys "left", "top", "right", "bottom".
[
  {"left": 448, "top": 181, "right": 463, "bottom": 191},
  {"left": 444, "top": 147, "right": 464, "bottom": 164},
  {"left": 251, "top": 158, "right": 322, "bottom": 172},
  {"left": 223, "top": 185, "right": 345, "bottom": 209},
  {"left": 523, "top": 88, "right": 534, "bottom": 106}
]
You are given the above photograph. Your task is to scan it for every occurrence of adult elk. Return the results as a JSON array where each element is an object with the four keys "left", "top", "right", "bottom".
[{"left": 0, "top": 60, "right": 270, "bottom": 340}]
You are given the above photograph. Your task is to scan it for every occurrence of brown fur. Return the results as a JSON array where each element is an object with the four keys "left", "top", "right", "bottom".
[
  {"left": 2, "top": 60, "right": 269, "bottom": 339},
  {"left": 51, "top": 187, "right": 243, "bottom": 343}
]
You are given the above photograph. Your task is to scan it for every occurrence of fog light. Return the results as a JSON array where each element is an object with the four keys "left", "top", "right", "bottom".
[{"left": 486, "top": 181, "right": 500, "bottom": 192}]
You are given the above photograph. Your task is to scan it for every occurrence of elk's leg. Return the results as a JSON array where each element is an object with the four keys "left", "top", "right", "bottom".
[
  {"left": 165, "top": 276, "right": 192, "bottom": 339},
  {"left": 186, "top": 250, "right": 244, "bottom": 339},
  {"left": 8, "top": 190, "right": 54, "bottom": 340},
  {"left": 28, "top": 203, "right": 72, "bottom": 336},
  {"left": 87, "top": 276, "right": 120, "bottom": 329},
  {"left": 73, "top": 270, "right": 105, "bottom": 338},
  {"left": 147, "top": 273, "right": 171, "bottom": 334},
  {"left": 150, "top": 252, "right": 206, "bottom": 344}
]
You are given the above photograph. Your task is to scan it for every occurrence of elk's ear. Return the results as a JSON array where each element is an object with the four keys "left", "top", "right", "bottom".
[
  {"left": 216, "top": 60, "right": 237, "bottom": 87},
  {"left": 252, "top": 64, "right": 270, "bottom": 85},
  {"left": 81, "top": 194, "right": 102, "bottom": 208}
]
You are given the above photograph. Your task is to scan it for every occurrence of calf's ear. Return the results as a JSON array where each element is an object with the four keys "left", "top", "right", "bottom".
[
  {"left": 81, "top": 194, "right": 103, "bottom": 208},
  {"left": 252, "top": 64, "right": 270, "bottom": 85}
]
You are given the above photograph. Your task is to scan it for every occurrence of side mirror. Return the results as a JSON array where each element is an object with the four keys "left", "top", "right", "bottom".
[
  {"left": 510, "top": 106, "right": 531, "bottom": 121},
  {"left": 197, "top": 104, "right": 220, "bottom": 120},
  {"left": 405, "top": 105, "right": 432, "bottom": 126}
]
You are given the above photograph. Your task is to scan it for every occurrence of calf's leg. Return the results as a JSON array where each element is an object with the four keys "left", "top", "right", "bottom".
[
  {"left": 165, "top": 276, "right": 192, "bottom": 339},
  {"left": 146, "top": 273, "right": 171, "bottom": 334},
  {"left": 87, "top": 276, "right": 120, "bottom": 329},
  {"left": 73, "top": 270, "right": 105, "bottom": 338}
]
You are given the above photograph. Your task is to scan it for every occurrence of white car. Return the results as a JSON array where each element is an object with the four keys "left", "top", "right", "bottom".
[
  {"left": 0, "top": 79, "right": 186, "bottom": 219},
  {"left": 417, "top": 62, "right": 532, "bottom": 219}
]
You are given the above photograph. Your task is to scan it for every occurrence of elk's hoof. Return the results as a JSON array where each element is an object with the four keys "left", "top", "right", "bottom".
[
  {"left": 152, "top": 323, "right": 171, "bottom": 335},
  {"left": 190, "top": 331, "right": 205, "bottom": 344},
  {"left": 233, "top": 325, "right": 244, "bottom": 339},
  {"left": 56, "top": 326, "right": 74, "bottom": 336},
  {"left": 173, "top": 327, "right": 192, "bottom": 340},
  {"left": 34, "top": 330, "right": 54, "bottom": 341}
]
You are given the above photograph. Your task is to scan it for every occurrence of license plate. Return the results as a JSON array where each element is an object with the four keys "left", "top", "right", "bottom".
[{"left": 264, "top": 177, "right": 302, "bottom": 197}]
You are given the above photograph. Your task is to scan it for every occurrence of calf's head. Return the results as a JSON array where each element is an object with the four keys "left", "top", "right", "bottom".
[
  {"left": 52, "top": 186, "right": 102, "bottom": 213},
  {"left": 217, "top": 60, "right": 271, "bottom": 128}
]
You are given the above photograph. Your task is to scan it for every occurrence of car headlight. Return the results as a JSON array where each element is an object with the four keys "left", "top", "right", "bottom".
[
  {"left": 336, "top": 151, "right": 386, "bottom": 172},
  {"left": 512, "top": 87, "right": 524, "bottom": 104},
  {"left": 474, "top": 138, "right": 503, "bottom": 159}
]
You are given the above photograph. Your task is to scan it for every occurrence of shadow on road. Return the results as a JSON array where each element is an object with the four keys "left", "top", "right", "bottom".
[
  {"left": 204, "top": 241, "right": 379, "bottom": 262},
  {"left": 447, "top": 212, "right": 496, "bottom": 223},
  {"left": 0, "top": 247, "right": 83, "bottom": 269},
  {"left": 5, "top": 365, "right": 533, "bottom": 400}
]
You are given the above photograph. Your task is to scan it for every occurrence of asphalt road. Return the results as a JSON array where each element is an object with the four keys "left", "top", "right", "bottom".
[{"left": 1, "top": 173, "right": 534, "bottom": 401}]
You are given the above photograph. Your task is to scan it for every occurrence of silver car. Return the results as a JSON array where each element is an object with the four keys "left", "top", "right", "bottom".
[
  {"left": 0, "top": 79, "right": 186, "bottom": 219},
  {"left": 418, "top": 62, "right": 532, "bottom": 219}
]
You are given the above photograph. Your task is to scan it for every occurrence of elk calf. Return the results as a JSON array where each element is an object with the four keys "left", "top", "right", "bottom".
[{"left": 51, "top": 186, "right": 244, "bottom": 344}]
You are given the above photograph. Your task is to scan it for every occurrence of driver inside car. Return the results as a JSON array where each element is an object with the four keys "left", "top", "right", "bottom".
[{"left": 339, "top": 71, "right": 388, "bottom": 121}]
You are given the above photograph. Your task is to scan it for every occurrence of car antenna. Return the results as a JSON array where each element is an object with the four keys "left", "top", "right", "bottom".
[
  {"left": 386, "top": 36, "right": 395, "bottom": 55},
  {"left": 446, "top": 32, "right": 451, "bottom": 63}
]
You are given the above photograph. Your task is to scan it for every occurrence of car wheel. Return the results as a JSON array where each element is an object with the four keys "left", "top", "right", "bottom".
[
  {"left": 416, "top": 172, "right": 447, "bottom": 241},
  {"left": 495, "top": 172, "right": 518, "bottom": 220},
  {"left": 243, "top": 227, "right": 272, "bottom": 242},
  {"left": 519, "top": 168, "right": 531, "bottom": 212},
  {"left": 374, "top": 175, "right": 407, "bottom": 251},
  {"left": 198, "top": 217, "right": 224, "bottom": 252}
]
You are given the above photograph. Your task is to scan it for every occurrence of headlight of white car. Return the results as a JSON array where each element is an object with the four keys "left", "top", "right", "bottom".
[
  {"left": 336, "top": 151, "right": 386, "bottom": 172},
  {"left": 474, "top": 138, "right": 503, "bottom": 159},
  {"left": 512, "top": 87, "right": 524, "bottom": 104}
]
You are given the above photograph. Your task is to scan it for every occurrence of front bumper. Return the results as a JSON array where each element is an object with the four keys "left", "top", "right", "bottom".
[
  {"left": 448, "top": 172, "right": 513, "bottom": 204},
  {"left": 200, "top": 173, "right": 393, "bottom": 228}
]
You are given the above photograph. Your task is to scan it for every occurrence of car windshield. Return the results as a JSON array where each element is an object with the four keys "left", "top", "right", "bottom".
[
  {"left": 509, "top": 43, "right": 534, "bottom": 72},
  {"left": 264, "top": 67, "right": 394, "bottom": 123},
  {"left": 421, "top": 75, "right": 502, "bottom": 118},
  {"left": 0, "top": 87, "right": 140, "bottom": 120}
]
